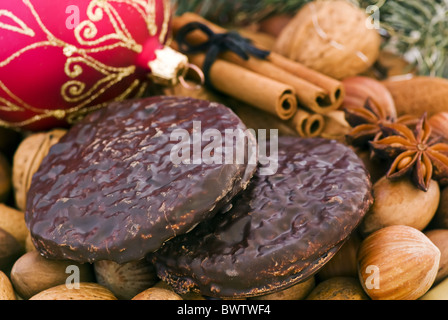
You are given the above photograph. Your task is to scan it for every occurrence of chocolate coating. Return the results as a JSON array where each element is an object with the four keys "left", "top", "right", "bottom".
[
  {"left": 149, "top": 137, "right": 373, "bottom": 298},
  {"left": 25, "top": 96, "right": 257, "bottom": 263}
]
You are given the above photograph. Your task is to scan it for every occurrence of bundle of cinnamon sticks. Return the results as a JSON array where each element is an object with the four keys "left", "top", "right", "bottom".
[{"left": 170, "top": 13, "right": 346, "bottom": 138}]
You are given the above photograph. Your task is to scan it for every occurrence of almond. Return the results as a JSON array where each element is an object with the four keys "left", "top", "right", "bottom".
[
  {"left": 250, "top": 276, "right": 315, "bottom": 300},
  {"left": 132, "top": 287, "right": 183, "bottom": 300},
  {"left": 29, "top": 282, "right": 117, "bottom": 300},
  {"left": 357, "top": 225, "right": 440, "bottom": 300},
  {"left": 305, "top": 277, "right": 369, "bottom": 300},
  {"left": 0, "top": 271, "right": 16, "bottom": 300},
  {"left": 11, "top": 250, "right": 95, "bottom": 300}
]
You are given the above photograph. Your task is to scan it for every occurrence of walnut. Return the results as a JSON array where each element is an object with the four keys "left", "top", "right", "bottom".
[{"left": 273, "top": 0, "right": 381, "bottom": 79}]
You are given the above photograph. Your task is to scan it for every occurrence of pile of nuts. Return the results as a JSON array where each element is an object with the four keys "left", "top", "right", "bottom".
[{"left": 0, "top": 115, "right": 448, "bottom": 300}]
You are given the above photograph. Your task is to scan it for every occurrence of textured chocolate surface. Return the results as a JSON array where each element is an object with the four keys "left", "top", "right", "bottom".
[
  {"left": 149, "top": 137, "right": 373, "bottom": 298},
  {"left": 25, "top": 96, "right": 257, "bottom": 263}
]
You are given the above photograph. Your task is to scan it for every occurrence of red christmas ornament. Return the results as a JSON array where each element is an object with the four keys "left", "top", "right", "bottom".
[{"left": 0, "top": 0, "right": 188, "bottom": 131}]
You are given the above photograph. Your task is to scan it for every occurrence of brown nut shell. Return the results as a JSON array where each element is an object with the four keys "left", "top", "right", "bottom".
[
  {"left": 424, "top": 229, "right": 448, "bottom": 285},
  {"left": 29, "top": 282, "right": 117, "bottom": 300},
  {"left": 249, "top": 277, "right": 315, "bottom": 300},
  {"left": 273, "top": 0, "right": 381, "bottom": 79},
  {"left": 317, "top": 233, "right": 361, "bottom": 281},
  {"left": 0, "top": 227, "right": 23, "bottom": 273},
  {"left": 306, "top": 277, "right": 369, "bottom": 300},
  {"left": 12, "top": 129, "right": 66, "bottom": 211},
  {"left": 357, "top": 225, "right": 440, "bottom": 300},
  {"left": 132, "top": 287, "right": 183, "bottom": 300},
  {"left": 360, "top": 177, "right": 440, "bottom": 236},
  {"left": 432, "top": 187, "right": 448, "bottom": 229},
  {"left": 10, "top": 250, "right": 95, "bottom": 300},
  {"left": 0, "top": 153, "right": 11, "bottom": 203},
  {"left": 0, "top": 270, "right": 16, "bottom": 300},
  {"left": 94, "top": 259, "right": 158, "bottom": 300},
  {"left": 0, "top": 204, "right": 29, "bottom": 248}
]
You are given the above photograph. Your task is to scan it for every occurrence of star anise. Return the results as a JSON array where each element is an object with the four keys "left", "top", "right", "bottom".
[
  {"left": 344, "top": 98, "right": 417, "bottom": 148},
  {"left": 369, "top": 113, "right": 448, "bottom": 192}
]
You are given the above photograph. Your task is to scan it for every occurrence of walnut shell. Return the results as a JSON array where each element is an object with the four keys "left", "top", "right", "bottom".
[
  {"left": 12, "top": 129, "right": 66, "bottom": 211},
  {"left": 358, "top": 225, "right": 440, "bottom": 300},
  {"left": 273, "top": 0, "right": 381, "bottom": 79}
]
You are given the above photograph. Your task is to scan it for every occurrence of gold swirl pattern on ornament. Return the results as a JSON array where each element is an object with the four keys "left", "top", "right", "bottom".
[
  {"left": 0, "top": 9, "right": 35, "bottom": 37},
  {"left": 159, "top": 0, "right": 171, "bottom": 44},
  {"left": 0, "top": 0, "right": 161, "bottom": 129},
  {"left": 62, "top": 56, "right": 136, "bottom": 106}
]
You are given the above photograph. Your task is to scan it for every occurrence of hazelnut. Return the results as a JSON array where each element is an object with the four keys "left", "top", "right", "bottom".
[{"left": 357, "top": 225, "right": 440, "bottom": 300}]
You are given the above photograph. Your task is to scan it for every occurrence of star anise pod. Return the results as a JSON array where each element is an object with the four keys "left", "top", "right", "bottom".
[
  {"left": 344, "top": 98, "right": 417, "bottom": 148},
  {"left": 369, "top": 113, "right": 448, "bottom": 192}
]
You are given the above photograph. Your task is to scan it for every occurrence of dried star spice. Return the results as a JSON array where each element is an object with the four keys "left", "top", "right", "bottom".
[
  {"left": 344, "top": 98, "right": 417, "bottom": 148},
  {"left": 370, "top": 114, "right": 448, "bottom": 192}
]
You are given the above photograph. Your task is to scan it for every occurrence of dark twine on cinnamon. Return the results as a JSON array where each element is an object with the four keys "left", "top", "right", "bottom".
[{"left": 175, "top": 21, "right": 271, "bottom": 89}]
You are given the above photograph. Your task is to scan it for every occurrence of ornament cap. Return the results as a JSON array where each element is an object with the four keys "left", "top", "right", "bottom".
[{"left": 148, "top": 46, "right": 189, "bottom": 86}]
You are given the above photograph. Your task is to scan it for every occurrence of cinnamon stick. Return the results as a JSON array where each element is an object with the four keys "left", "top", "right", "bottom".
[
  {"left": 172, "top": 42, "right": 297, "bottom": 120},
  {"left": 289, "top": 109, "right": 325, "bottom": 138},
  {"left": 171, "top": 13, "right": 344, "bottom": 114},
  {"left": 225, "top": 98, "right": 299, "bottom": 138}
]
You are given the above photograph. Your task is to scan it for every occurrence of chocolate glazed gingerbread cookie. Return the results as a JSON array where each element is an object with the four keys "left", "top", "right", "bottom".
[
  {"left": 149, "top": 136, "right": 373, "bottom": 298},
  {"left": 25, "top": 96, "right": 257, "bottom": 264}
]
